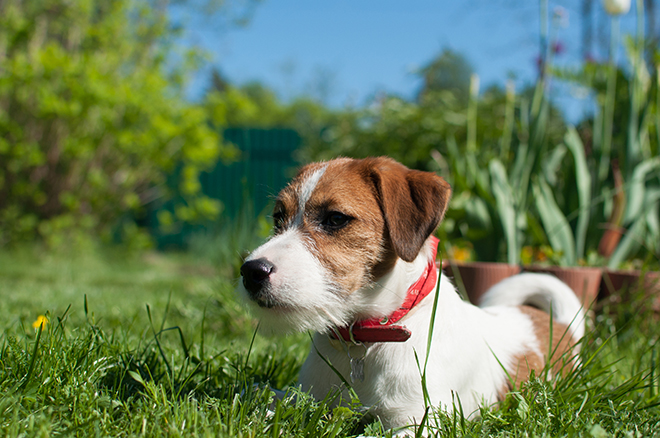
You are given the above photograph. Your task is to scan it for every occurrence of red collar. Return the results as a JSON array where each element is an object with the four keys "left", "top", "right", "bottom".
[{"left": 331, "top": 237, "right": 439, "bottom": 344}]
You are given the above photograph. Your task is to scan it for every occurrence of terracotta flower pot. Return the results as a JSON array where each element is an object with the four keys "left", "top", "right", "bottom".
[
  {"left": 600, "top": 269, "right": 660, "bottom": 311},
  {"left": 523, "top": 265, "right": 602, "bottom": 309},
  {"left": 441, "top": 261, "right": 521, "bottom": 305}
]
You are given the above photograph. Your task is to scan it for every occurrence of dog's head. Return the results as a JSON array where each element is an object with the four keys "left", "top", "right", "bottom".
[{"left": 238, "top": 157, "right": 451, "bottom": 334}]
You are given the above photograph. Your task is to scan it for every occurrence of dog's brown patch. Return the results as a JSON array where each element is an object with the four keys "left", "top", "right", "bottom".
[
  {"left": 363, "top": 157, "right": 451, "bottom": 262},
  {"left": 499, "top": 305, "right": 577, "bottom": 398}
]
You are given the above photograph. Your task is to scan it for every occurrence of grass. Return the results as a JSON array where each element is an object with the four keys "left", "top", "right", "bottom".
[{"left": 1, "top": 244, "right": 660, "bottom": 436}]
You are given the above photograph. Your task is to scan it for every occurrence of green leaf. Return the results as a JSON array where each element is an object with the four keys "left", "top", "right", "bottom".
[
  {"left": 643, "top": 188, "right": 660, "bottom": 253},
  {"left": 543, "top": 143, "right": 567, "bottom": 186},
  {"left": 128, "top": 370, "right": 145, "bottom": 386},
  {"left": 624, "top": 157, "right": 660, "bottom": 224},
  {"left": 563, "top": 126, "right": 592, "bottom": 260},
  {"left": 464, "top": 195, "right": 492, "bottom": 230},
  {"left": 489, "top": 159, "right": 518, "bottom": 264},
  {"left": 533, "top": 179, "right": 576, "bottom": 266},
  {"left": 608, "top": 218, "right": 645, "bottom": 269}
]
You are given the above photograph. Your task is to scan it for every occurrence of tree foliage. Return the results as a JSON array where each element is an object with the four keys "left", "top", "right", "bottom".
[
  {"left": 417, "top": 48, "right": 474, "bottom": 103},
  {"left": 0, "top": 0, "right": 235, "bottom": 247},
  {"left": 204, "top": 76, "right": 336, "bottom": 160}
]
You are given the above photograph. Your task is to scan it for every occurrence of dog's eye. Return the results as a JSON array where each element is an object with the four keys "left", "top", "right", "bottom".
[
  {"left": 321, "top": 212, "right": 351, "bottom": 229},
  {"left": 273, "top": 211, "right": 285, "bottom": 230}
]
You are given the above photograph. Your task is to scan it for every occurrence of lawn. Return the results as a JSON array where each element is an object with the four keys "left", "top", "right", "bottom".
[{"left": 1, "top": 246, "right": 660, "bottom": 437}]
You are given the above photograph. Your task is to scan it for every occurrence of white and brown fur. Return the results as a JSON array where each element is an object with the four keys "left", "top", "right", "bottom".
[{"left": 238, "top": 157, "right": 584, "bottom": 430}]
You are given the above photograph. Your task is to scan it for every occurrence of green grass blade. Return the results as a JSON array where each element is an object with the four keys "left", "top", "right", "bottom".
[{"left": 18, "top": 321, "right": 44, "bottom": 391}]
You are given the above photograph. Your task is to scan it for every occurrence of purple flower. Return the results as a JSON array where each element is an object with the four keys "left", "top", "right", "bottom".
[{"left": 552, "top": 41, "right": 566, "bottom": 56}]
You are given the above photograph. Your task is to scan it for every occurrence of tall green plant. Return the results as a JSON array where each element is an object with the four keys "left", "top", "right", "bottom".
[
  {"left": 607, "top": 31, "right": 660, "bottom": 268},
  {"left": 544, "top": 1, "right": 660, "bottom": 268},
  {"left": 532, "top": 128, "right": 591, "bottom": 266},
  {"left": 477, "top": 80, "right": 553, "bottom": 265}
]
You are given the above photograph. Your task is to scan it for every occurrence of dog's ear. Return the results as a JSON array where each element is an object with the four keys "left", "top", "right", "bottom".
[{"left": 365, "top": 157, "right": 451, "bottom": 262}]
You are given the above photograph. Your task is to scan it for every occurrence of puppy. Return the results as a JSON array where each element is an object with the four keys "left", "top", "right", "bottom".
[{"left": 238, "top": 157, "right": 584, "bottom": 430}]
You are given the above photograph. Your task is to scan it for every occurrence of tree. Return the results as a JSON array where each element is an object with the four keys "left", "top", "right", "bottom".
[
  {"left": 0, "top": 0, "right": 235, "bottom": 247},
  {"left": 417, "top": 48, "right": 474, "bottom": 104}
]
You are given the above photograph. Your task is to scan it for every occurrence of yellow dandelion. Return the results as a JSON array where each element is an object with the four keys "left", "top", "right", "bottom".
[{"left": 32, "top": 315, "right": 48, "bottom": 329}]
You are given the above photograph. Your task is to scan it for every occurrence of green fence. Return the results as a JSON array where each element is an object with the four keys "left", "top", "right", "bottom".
[
  {"left": 150, "top": 128, "right": 301, "bottom": 249},
  {"left": 206, "top": 128, "right": 301, "bottom": 218}
]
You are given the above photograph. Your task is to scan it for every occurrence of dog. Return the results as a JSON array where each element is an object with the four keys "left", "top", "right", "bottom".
[{"left": 238, "top": 156, "right": 584, "bottom": 430}]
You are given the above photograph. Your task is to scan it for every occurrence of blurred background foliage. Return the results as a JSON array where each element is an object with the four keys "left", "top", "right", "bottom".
[
  {"left": 0, "top": 0, "right": 658, "bottom": 271},
  {"left": 0, "top": 0, "right": 235, "bottom": 248}
]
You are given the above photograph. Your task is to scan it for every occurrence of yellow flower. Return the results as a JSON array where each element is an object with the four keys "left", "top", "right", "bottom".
[
  {"left": 536, "top": 246, "right": 551, "bottom": 262},
  {"left": 521, "top": 246, "right": 534, "bottom": 265},
  {"left": 32, "top": 315, "right": 48, "bottom": 329},
  {"left": 449, "top": 246, "right": 472, "bottom": 262}
]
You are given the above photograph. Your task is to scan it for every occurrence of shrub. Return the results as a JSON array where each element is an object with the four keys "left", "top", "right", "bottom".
[{"left": 0, "top": 0, "right": 235, "bottom": 247}]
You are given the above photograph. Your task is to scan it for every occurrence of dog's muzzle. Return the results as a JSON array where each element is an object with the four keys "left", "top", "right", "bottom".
[{"left": 240, "top": 258, "right": 277, "bottom": 307}]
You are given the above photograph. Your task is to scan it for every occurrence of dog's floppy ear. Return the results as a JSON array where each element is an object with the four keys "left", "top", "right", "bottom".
[{"left": 365, "top": 157, "right": 451, "bottom": 262}]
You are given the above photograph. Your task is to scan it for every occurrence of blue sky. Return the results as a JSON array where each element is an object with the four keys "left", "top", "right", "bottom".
[{"left": 183, "top": 0, "right": 641, "bottom": 120}]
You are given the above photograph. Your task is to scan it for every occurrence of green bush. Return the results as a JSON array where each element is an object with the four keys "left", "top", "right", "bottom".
[{"left": 0, "top": 0, "right": 236, "bottom": 247}]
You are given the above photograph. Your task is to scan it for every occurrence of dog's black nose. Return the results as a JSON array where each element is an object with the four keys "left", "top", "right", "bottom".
[{"left": 240, "top": 258, "right": 275, "bottom": 296}]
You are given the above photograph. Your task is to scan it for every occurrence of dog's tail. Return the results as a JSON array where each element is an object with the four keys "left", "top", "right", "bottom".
[{"left": 478, "top": 273, "right": 585, "bottom": 341}]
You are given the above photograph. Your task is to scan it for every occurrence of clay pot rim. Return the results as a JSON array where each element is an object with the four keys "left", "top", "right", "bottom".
[
  {"left": 603, "top": 268, "right": 660, "bottom": 276},
  {"left": 442, "top": 261, "right": 521, "bottom": 269},
  {"left": 523, "top": 265, "right": 603, "bottom": 274}
]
